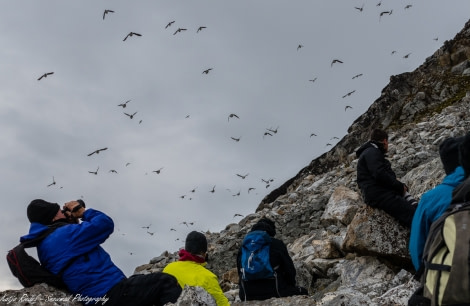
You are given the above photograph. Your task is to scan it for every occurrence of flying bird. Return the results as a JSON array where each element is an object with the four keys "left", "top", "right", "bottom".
[
  {"left": 379, "top": 10, "right": 392, "bottom": 21},
  {"left": 88, "top": 167, "right": 99, "bottom": 175},
  {"left": 125, "top": 162, "right": 131, "bottom": 167},
  {"left": 403, "top": 53, "right": 412, "bottom": 59},
  {"left": 228, "top": 113, "right": 239, "bottom": 121},
  {"left": 297, "top": 44, "right": 303, "bottom": 51},
  {"left": 123, "top": 32, "right": 142, "bottom": 41},
  {"left": 248, "top": 187, "right": 256, "bottom": 193},
  {"left": 232, "top": 191, "right": 241, "bottom": 197},
  {"left": 433, "top": 37, "right": 439, "bottom": 41},
  {"left": 152, "top": 167, "right": 163, "bottom": 174},
  {"left": 309, "top": 77, "right": 317, "bottom": 83},
  {"left": 165, "top": 21, "right": 175, "bottom": 28},
  {"left": 331, "top": 59, "right": 343, "bottom": 67},
  {"left": 37, "top": 72, "right": 54, "bottom": 81},
  {"left": 197, "top": 26, "right": 206, "bottom": 33},
  {"left": 190, "top": 187, "right": 197, "bottom": 193},
  {"left": 230, "top": 136, "right": 241, "bottom": 142},
  {"left": 266, "top": 126, "right": 279, "bottom": 134},
  {"left": 47, "top": 176, "right": 56, "bottom": 187},
  {"left": 342, "top": 90, "right": 356, "bottom": 98},
  {"left": 209, "top": 185, "right": 216, "bottom": 193},
  {"left": 236, "top": 173, "right": 249, "bottom": 179},
  {"left": 103, "top": 9, "right": 114, "bottom": 20},
  {"left": 124, "top": 112, "right": 137, "bottom": 119},
  {"left": 87, "top": 147, "right": 108, "bottom": 156},
  {"left": 404, "top": 4, "right": 412, "bottom": 9},
  {"left": 391, "top": 50, "right": 397, "bottom": 55},
  {"left": 109, "top": 170, "right": 118, "bottom": 174},
  {"left": 142, "top": 224, "right": 151, "bottom": 229},
  {"left": 233, "top": 213, "right": 244, "bottom": 218},
  {"left": 263, "top": 132, "right": 273, "bottom": 138},
  {"left": 345, "top": 105, "right": 353, "bottom": 111},
  {"left": 202, "top": 68, "right": 213, "bottom": 74},
  {"left": 352, "top": 73, "right": 363, "bottom": 79},
  {"left": 376, "top": 1, "right": 382, "bottom": 6},
  {"left": 118, "top": 100, "right": 130, "bottom": 108},
  {"left": 310, "top": 133, "right": 317, "bottom": 137},
  {"left": 147, "top": 231, "right": 154, "bottom": 236},
  {"left": 354, "top": 4, "right": 364, "bottom": 12},
  {"left": 173, "top": 28, "right": 187, "bottom": 35}
]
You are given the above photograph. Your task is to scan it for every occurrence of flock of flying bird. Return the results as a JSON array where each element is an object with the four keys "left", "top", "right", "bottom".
[{"left": 37, "top": 3, "right": 427, "bottom": 242}]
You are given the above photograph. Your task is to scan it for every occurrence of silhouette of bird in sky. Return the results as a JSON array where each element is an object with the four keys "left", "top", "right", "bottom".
[
  {"left": 266, "top": 126, "right": 279, "bottom": 134},
  {"left": 197, "top": 26, "right": 206, "bottom": 33},
  {"left": 404, "top": 4, "right": 412, "bottom": 9},
  {"left": 170, "top": 228, "right": 176, "bottom": 231},
  {"left": 230, "top": 136, "right": 241, "bottom": 142},
  {"left": 352, "top": 73, "right": 363, "bottom": 79},
  {"left": 124, "top": 111, "right": 137, "bottom": 119},
  {"left": 236, "top": 173, "right": 249, "bottom": 179},
  {"left": 209, "top": 185, "right": 216, "bottom": 193},
  {"left": 391, "top": 50, "right": 397, "bottom": 55},
  {"left": 109, "top": 169, "right": 118, "bottom": 174},
  {"left": 331, "top": 59, "right": 343, "bottom": 67},
  {"left": 103, "top": 9, "right": 114, "bottom": 20},
  {"left": 142, "top": 224, "right": 151, "bottom": 229},
  {"left": 248, "top": 187, "right": 256, "bottom": 193},
  {"left": 403, "top": 53, "right": 412, "bottom": 59},
  {"left": 88, "top": 167, "right": 99, "bottom": 175},
  {"left": 433, "top": 37, "right": 439, "bottom": 41},
  {"left": 310, "top": 133, "right": 317, "bottom": 137},
  {"left": 87, "top": 147, "right": 108, "bottom": 156},
  {"left": 233, "top": 213, "right": 244, "bottom": 218},
  {"left": 118, "top": 100, "right": 130, "bottom": 108},
  {"left": 125, "top": 163, "right": 131, "bottom": 167},
  {"left": 232, "top": 191, "right": 241, "bottom": 197},
  {"left": 354, "top": 4, "right": 364, "bottom": 12},
  {"left": 173, "top": 28, "right": 187, "bottom": 35},
  {"left": 228, "top": 113, "right": 239, "bottom": 121},
  {"left": 123, "top": 32, "right": 142, "bottom": 41},
  {"left": 165, "top": 21, "right": 175, "bottom": 28},
  {"left": 342, "top": 90, "right": 356, "bottom": 98},
  {"left": 37, "top": 72, "right": 54, "bottom": 81},
  {"left": 190, "top": 187, "right": 197, "bottom": 193},
  {"left": 309, "top": 77, "right": 317, "bottom": 83},
  {"left": 263, "top": 132, "right": 273, "bottom": 138},
  {"left": 297, "top": 44, "right": 303, "bottom": 51},
  {"left": 152, "top": 167, "right": 163, "bottom": 174},
  {"left": 47, "top": 176, "right": 56, "bottom": 187},
  {"left": 376, "top": 1, "right": 382, "bottom": 6},
  {"left": 147, "top": 231, "right": 154, "bottom": 236},
  {"left": 202, "top": 68, "right": 213, "bottom": 74},
  {"left": 326, "top": 143, "right": 332, "bottom": 147},
  {"left": 379, "top": 10, "right": 392, "bottom": 21},
  {"left": 345, "top": 105, "right": 353, "bottom": 111}
]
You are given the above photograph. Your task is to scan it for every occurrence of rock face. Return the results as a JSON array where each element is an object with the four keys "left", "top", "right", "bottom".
[{"left": 3, "top": 19, "right": 470, "bottom": 306}]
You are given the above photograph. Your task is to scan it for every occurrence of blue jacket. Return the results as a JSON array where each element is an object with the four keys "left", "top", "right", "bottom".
[
  {"left": 409, "top": 166, "right": 465, "bottom": 270},
  {"left": 21, "top": 209, "right": 126, "bottom": 299}
]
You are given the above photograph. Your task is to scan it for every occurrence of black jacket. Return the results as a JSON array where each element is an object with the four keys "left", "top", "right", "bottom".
[
  {"left": 356, "top": 141, "right": 404, "bottom": 204},
  {"left": 236, "top": 234, "right": 298, "bottom": 301}
]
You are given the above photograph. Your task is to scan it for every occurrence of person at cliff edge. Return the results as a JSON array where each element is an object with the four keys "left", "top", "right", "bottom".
[
  {"left": 356, "top": 128, "right": 418, "bottom": 228},
  {"left": 21, "top": 199, "right": 181, "bottom": 305}
]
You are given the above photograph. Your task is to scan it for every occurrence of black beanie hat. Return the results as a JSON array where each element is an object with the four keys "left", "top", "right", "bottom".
[
  {"left": 185, "top": 231, "right": 207, "bottom": 255},
  {"left": 251, "top": 217, "right": 276, "bottom": 237},
  {"left": 459, "top": 132, "right": 470, "bottom": 178},
  {"left": 439, "top": 136, "right": 465, "bottom": 175},
  {"left": 27, "top": 199, "right": 60, "bottom": 225}
]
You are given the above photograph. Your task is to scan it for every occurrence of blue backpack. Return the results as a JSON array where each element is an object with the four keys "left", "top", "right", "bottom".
[{"left": 240, "top": 230, "right": 274, "bottom": 281}]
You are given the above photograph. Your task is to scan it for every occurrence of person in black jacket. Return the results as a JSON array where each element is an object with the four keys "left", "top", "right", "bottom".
[
  {"left": 356, "top": 129, "right": 417, "bottom": 228},
  {"left": 236, "top": 218, "right": 307, "bottom": 301}
]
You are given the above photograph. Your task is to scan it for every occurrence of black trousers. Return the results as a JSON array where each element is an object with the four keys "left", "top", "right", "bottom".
[
  {"left": 366, "top": 190, "right": 417, "bottom": 228},
  {"left": 105, "top": 272, "right": 182, "bottom": 306}
]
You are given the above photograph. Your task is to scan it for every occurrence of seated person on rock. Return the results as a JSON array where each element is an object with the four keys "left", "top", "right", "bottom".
[
  {"left": 21, "top": 199, "right": 181, "bottom": 306},
  {"left": 356, "top": 128, "right": 418, "bottom": 228},
  {"left": 409, "top": 134, "right": 467, "bottom": 272},
  {"left": 163, "top": 231, "right": 230, "bottom": 306},
  {"left": 236, "top": 217, "right": 308, "bottom": 301}
]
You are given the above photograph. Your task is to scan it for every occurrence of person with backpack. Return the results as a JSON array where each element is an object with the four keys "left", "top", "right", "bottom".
[
  {"left": 236, "top": 217, "right": 308, "bottom": 301},
  {"left": 162, "top": 231, "right": 230, "bottom": 306},
  {"left": 356, "top": 128, "right": 418, "bottom": 228},
  {"left": 19, "top": 199, "right": 182, "bottom": 305},
  {"left": 409, "top": 135, "right": 466, "bottom": 272}
]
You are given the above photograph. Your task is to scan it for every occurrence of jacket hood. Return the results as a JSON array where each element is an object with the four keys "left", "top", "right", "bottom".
[
  {"left": 20, "top": 222, "right": 49, "bottom": 242},
  {"left": 356, "top": 140, "right": 385, "bottom": 157}
]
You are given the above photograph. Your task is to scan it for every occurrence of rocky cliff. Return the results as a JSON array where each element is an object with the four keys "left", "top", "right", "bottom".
[{"left": 2, "top": 19, "right": 470, "bottom": 306}]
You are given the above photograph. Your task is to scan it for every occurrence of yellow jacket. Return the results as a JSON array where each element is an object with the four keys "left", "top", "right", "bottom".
[{"left": 163, "top": 260, "right": 230, "bottom": 306}]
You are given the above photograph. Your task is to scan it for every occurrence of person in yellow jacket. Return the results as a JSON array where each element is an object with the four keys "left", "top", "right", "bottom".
[{"left": 163, "top": 231, "right": 230, "bottom": 306}]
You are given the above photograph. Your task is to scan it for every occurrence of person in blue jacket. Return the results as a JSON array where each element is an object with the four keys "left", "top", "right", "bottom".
[
  {"left": 409, "top": 135, "right": 467, "bottom": 272},
  {"left": 22, "top": 199, "right": 182, "bottom": 305}
]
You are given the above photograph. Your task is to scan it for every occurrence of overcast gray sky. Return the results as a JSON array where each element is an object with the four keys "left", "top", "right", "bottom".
[{"left": 1, "top": 1, "right": 469, "bottom": 290}]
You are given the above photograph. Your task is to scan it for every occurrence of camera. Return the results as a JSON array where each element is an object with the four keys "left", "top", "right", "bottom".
[{"left": 62, "top": 199, "right": 86, "bottom": 223}]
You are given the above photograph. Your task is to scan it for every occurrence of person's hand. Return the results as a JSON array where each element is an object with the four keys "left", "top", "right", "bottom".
[{"left": 63, "top": 200, "right": 85, "bottom": 219}]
